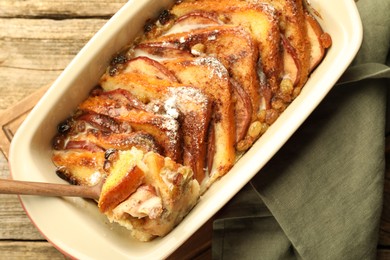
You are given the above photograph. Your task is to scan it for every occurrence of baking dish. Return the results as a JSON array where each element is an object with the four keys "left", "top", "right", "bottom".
[{"left": 9, "top": 0, "right": 362, "bottom": 259}]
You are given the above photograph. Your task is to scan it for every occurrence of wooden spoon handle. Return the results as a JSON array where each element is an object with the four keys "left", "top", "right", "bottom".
[{"left": 0, "top": 178, "right": 100, "bottom": 200}]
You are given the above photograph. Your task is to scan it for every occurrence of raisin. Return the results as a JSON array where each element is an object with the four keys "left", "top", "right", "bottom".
[
  {"left": 52, "top": 135, "right": 66, "bottom": 150},
  {"left": 110, "top": 53, "right": 128, "bottom": 66},
  {"left": 90, "top": 86, "right": 103, "bottom": 96},
  {"left": 57, "top": 120, "right": 71, "bottom": 134},
  {"left": 56, "top": 169, "right": 78, "bottom": 185},
  {"left": 144, "top": 18, "right": 155, "bottom": 33},
  {"left": 109, "top": 67, "right": 118, "bottom": 76},
  {"left": 158, "top": 10, "right": 172, "bottom": 25},
  {"left": 104, "top": 148, "right": 117, "bottom": 160}
]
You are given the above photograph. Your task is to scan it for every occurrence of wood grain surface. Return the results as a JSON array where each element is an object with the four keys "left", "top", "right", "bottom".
[{"left": 0, "top": 0, "right": 388, "bottom": 259}]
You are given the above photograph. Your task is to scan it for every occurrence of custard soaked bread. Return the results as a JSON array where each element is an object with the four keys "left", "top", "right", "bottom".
[
  {"left": 99, "top": 148, "right": 200, "bottom": 241},
  {"left": 138, "top": 25, "right": 268, "bottom": 151},
  {"left": 101, "top": 66, "right": 214, "bottom": 184},
  {"left": 139, "top": 25, "right": 261, "bottom": 121},
  {"left": 102, "top": 56, "right": 236, "bottom": 187},
  {"left": 51, "top": 0, "right": 331, "bottom": 242}
]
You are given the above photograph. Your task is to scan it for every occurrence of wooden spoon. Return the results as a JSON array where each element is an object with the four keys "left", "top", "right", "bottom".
[{"left": 0, "top": 178, "right": 102, "bottom": 200}]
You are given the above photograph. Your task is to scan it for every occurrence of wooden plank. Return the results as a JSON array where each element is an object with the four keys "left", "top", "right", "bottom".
[
  {"left": 0, "top": 241, "right": 66, "bottom": 259},
  {"left": 0, "top": 194, "right": 44, "bottom": 240},
  {"left": 0, "top": 18, "right": 106, "bottom": 72},
  {"left": 0, "top": 148, "right": 44, "bottom": 241},
  {"left": 0, "top": 18, "right": 108, "bottom": 111},
  {"left": 0, "top": 18, "right": 107, "bottom": 45},
  {"left": 0, "top": 86, "right": 48, "bottom": 159},
  {"left": 0, "top": 0, "right": 126, "bottom": 18}
]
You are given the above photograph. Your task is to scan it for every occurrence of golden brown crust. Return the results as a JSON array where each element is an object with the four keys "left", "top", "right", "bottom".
[
  {"left": 304, "top": 11, "right": 332, "bottom": 71},
  {"left": 123, "top": 56, "right": 178, "bottom": 82},
  {"left": 52, "top": 151, "right": 106, "bottom": 186},
  {"left": 66, "top": 131, "right": 163, "bottom": 154},
  {"left": 98, "top": 165, "right": 145, "bottom": 213}
]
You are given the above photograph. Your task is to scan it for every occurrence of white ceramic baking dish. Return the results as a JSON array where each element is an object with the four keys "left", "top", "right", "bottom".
[{"left": 9, "top": 0, "right": 362, "bottom": 259}]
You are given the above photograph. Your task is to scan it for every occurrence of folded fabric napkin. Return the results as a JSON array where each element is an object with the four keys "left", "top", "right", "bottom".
[{"left": 213, "top": 0, "right": 390, "bottom": 259}]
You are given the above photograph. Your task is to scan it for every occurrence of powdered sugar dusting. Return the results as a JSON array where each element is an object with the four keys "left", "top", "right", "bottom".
[
  {"left": 169, "top": 86, "right": 209, "bottom": 107},
  {"left": 193, "top": 57, "right": 228, "bottom": 79},
  {"left": 158, "top": 114, "right": 180, "bottom": 151},
  {"left": 164, "top": 96, "right": 180, "bottom": 119}
]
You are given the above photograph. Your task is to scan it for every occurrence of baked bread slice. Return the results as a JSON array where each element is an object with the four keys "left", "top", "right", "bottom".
[
  {"left": 52, "top": 150, "right": 106, "bottom": 186},
  {"left": 304, "top": 10, "right": 332, "bottom": 72},
  {"left": 121, "top": 56, "right": 178, "bottom": 82},
  {"left": 99, "top": 148, "right": 200, "bottom": 241},
  {"left": 63, "top": 130, "right": 163, "bottom": 154},
  {"left": 98, "top": 148, "right": 145, "bottom": 213},
  {"left": 163, "top": 11, "right": 223, "bottom": 36}
]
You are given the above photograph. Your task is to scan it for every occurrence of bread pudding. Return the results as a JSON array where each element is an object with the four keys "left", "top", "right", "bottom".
[{"left": 52, "top": 0, "right": 331, "bottom": 241}]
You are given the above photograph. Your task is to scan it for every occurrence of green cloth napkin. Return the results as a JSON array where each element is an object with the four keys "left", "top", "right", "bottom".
[{"left": 212, "top": 0, "right": 390, "bottom": 259}]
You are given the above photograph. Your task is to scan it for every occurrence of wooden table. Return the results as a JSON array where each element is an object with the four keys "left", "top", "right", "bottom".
[{"left": 1, "top": 1, "right": 390, "bottom": 259}]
